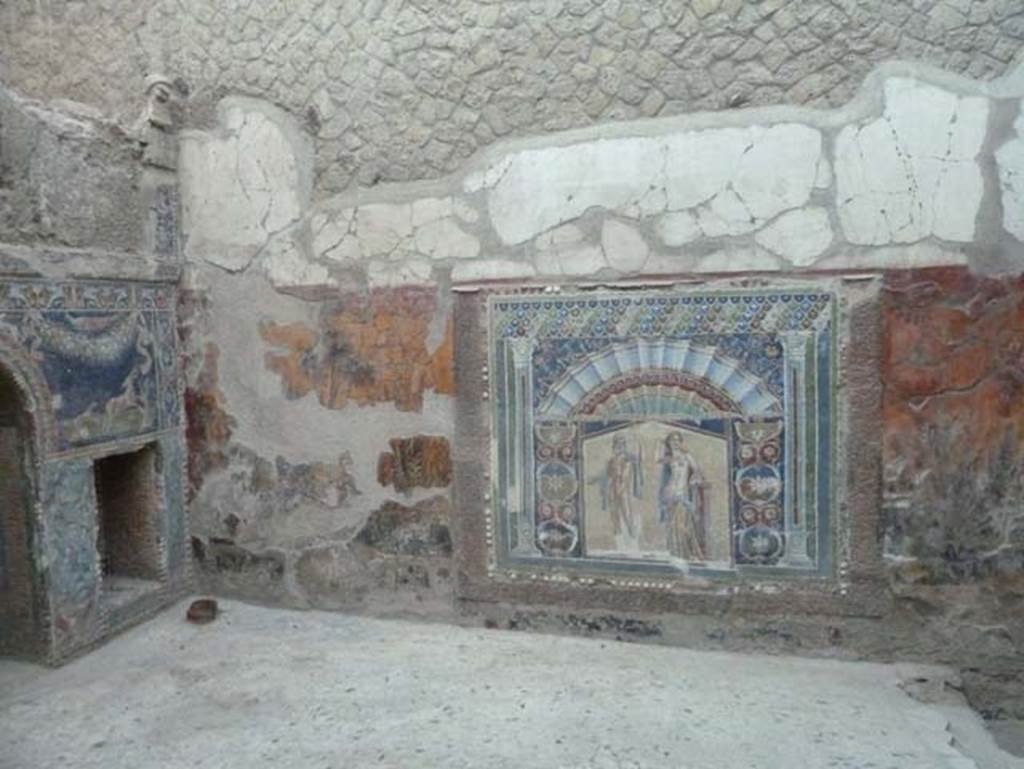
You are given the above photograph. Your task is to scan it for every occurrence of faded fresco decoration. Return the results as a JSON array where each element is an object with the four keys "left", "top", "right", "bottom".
[
  {"left": 882, "top": 268, "right": 1024, "bottom": 584},
  {"left": 0, "top": 280, "right": 179, "bottom": 452},
  {"left": 378, "top": 435, "right": 452, "bottom": 493},
  {"left": 261, "top": 287, "right": 454, "bottom": 413},
  {"left": 489, "top": 287, "right": 835, "bottom": 579}
]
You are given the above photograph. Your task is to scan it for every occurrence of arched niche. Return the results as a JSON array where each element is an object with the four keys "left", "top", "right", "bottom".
[
  {"left": 0, "top": 353, "right": 47, "bottom": 659},
  {"left": 538, "top": 339, "right": 782, "bottom": 420}
]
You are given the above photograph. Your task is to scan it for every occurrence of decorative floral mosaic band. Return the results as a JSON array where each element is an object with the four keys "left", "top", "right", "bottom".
[
  {"left": 0, "top": 279, "right": 179, "bottom": 453},
  {"left": 488, "top": 287, "right": 836, "bottom": 580}
]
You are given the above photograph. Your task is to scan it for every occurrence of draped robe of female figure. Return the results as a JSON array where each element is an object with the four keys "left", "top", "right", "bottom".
[{"left": 658, "top": 433, "right": 708, "bottom": 561}]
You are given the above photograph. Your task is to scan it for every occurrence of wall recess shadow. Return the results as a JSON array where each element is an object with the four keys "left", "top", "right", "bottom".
[{"left": 94, "top": 444, "right": 165, "bottom": 609}]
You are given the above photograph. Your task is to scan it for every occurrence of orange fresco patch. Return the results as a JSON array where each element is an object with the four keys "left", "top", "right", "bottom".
[
  {"left": 377, "top": 435, "right": 452, "bottom": 493},
  {"left": 260, "top": 287, "right": 454, "bottom": 413}
]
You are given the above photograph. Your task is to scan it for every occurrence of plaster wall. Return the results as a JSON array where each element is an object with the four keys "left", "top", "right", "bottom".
[{"left": 176, "top": 57, "right": 1024, "bottom": 718}]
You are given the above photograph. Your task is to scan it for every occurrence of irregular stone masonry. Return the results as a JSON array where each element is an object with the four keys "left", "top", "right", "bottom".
[{"left": 3, "top": 0, "right": 1024, "bottom": 195}]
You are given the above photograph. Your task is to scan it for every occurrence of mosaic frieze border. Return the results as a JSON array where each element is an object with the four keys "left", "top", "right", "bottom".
[
  {"left": 486, "top": 286, "right": 837, "bottom": 584},
  {"left": 0, "top": 281, "right": 174, "bottom": 312},
  {"left": 0, "top": 279, "right": 180, "bottom": 453}
]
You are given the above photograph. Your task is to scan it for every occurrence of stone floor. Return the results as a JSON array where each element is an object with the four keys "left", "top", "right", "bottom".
[{"left": 1, "top": 599, "right": 1021, "bottom": 769}]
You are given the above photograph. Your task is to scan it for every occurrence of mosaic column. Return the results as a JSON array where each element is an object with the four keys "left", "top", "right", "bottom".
[
  {"left": 506, "top": 339, "right": 538, "bottom": 555},
  {"left": 781, "top": 331, "right": 813, "bottom": 568}
]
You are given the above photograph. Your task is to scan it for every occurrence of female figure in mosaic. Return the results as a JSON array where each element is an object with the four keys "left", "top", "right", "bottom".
[{"left": 658, "top": 431, "right": 708, "bottom": 561}]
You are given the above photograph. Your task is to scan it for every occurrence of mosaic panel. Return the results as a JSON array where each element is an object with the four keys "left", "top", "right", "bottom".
[
  {"left": 0, "top": 280, "right": 179, "bottom": 452},
  {"left": 489, "top": 288, "right": 835, "bottom": 579}
]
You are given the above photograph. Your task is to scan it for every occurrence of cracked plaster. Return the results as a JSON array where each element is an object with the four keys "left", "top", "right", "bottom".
[
  {"left": 180, "top": 98, "right": 311, "bottom": 272},
  {"left": 835, "top": 78, "right": 990, "bottom": 245},
  {"left": 755, "top": 207, "right": 834, "bottom": 265},
  {"left": 481, "top": 123, "right": 822, "bottom": 245},
  {"left": 178, "top": 60, "right": 1024, "bottom": 289}
]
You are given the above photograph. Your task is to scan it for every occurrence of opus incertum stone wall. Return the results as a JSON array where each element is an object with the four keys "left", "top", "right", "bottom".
[{"left": 3, "top": 0, "right": 1024, "bottom": 195}]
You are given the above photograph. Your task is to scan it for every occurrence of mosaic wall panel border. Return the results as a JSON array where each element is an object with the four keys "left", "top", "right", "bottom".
[
  {"left": 0, "top": 280, "right": 180, "bottom": 454},
  {"left": 482, "top": 285, "right": 840, "bottom": 585}
]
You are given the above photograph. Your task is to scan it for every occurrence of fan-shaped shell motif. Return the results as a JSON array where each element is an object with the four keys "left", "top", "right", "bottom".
[
  {"left": 578, "top": 376, "right": 732, "bottom": 418},
  {"left": 537, "top": 339, "right": 781, "bottom": 419}
]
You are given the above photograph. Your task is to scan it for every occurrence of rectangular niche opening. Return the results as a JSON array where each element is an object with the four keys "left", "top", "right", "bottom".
[{"left": 94, "top": 443, "right": 164, "bottom": 607}]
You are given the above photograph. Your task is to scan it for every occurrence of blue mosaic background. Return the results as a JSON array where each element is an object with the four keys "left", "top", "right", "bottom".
[{"left": 0, "top": 280, "right": 179, "bottom": 451}]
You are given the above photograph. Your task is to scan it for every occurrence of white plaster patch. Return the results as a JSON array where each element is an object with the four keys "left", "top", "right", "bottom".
[
  {"left": 367, "top": 259, "right": 434, "bottom": 287},
  {"left": 180, "top": 99, "right": 310, "bottom": 271},
  {"left": 725, "top": 125, "right": 821, "bottom": 220},
  {"left": 463, "top": 154, "right": 513, "bottom": 193},
  {"left": 536, "top": 245, "right": 608, "bottom": 277},
  {"left": 995, "top": 109, "right": 1024, "bottom": 242},
  {"left": 696, "top": 187, "right": 757, "bottom": 238},
  {"left": 535, "top": 223, "right": 586, "bottom": 250},
  {"left": 533, "top": 224, "right": 606, "bottom": 275},
  {"left": 484, "top": 124, "right": 821, "bottom": 246},
  {"left": 695, "top": 246, "right": 780, "bottom": 273},
  {"left": 262, "top": 235, "right": 335, "bottom": 288},
  {"left": 322, "top": 234, "right": 361, "bottom": 263},
  {"left": 533, "top": 224, "right": 607, "bottom": 276},
  {"left": 308, "top": 195, "right": 482, "bottom": 262},
  {"left": 312, "top": 208, "right": 358, "bottom": 263},
  {"left": 451, "top": 259, "right": 536, "bottom": 282},
  {"left": 815, "top": 242, "right": 969, "bottom": 270},
  {"left": 414, "top": 218, "right": 481, "bottom": 259},
  {"left": 601, "top": 220, "right": 649, "bottom": 272},
  {"left": 754, "top": 207, "right": 834, "bottom": 265},
  {"left": 834, "top": 78, "right": 989, "bottom": 245},
  {"left": 411, "top": 197, "right": 453, "bottom": 227},
  {"left": 657, "top": 211, "right": 702, "bottom": 247},
  {"left": 643, "top": 252, "right": 697, "bottom": 274},
  {"left": 356, "top": 203, "right": 413, "bottom": 257},
  {"left": 485, "top": 136, "right": 662, "bottom": 245}
]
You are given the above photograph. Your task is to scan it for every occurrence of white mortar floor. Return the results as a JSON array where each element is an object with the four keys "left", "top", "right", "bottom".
[{"left": 1, "top": 600, "right": 1021, "bottom": 769}]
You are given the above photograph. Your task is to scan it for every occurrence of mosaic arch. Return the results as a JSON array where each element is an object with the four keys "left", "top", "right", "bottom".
[
  {"left": 488, "top": 287, "right": 836, "bottom": 579},
  {"left": 0, "top": 350, "right": 48, "bottom": 657}
]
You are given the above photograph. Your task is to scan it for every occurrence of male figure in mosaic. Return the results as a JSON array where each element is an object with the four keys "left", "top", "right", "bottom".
[
  {"left": 658, "top": 431, "right": 708, "bottom": 561},
  {"left": 600, "top": 434, "right": 643, "bottom": 539}
]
